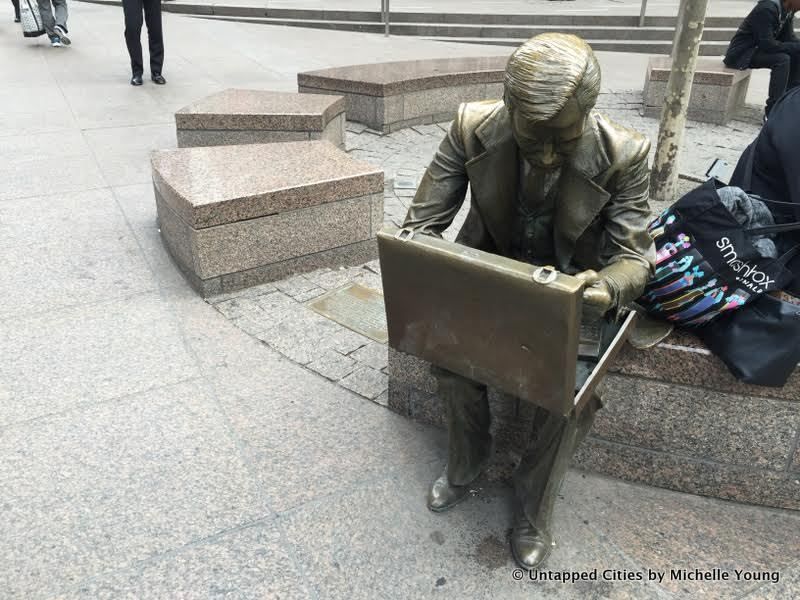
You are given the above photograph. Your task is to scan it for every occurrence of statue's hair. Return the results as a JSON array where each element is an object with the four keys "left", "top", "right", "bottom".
[{"left": 503, "top": 33, "right": 601, "bottom": 122}]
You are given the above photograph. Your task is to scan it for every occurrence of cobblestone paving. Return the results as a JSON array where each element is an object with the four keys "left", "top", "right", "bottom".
[{"left": 209, "top": 91, "right": 763, "bottom": 403}]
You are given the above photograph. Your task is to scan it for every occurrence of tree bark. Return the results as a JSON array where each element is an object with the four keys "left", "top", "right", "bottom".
[{"left": 650, "top": 0, "right": 709, "bottom": 203}]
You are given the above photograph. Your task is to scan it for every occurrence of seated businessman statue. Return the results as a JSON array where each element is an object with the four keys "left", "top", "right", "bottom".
[{"left": 401, "top": 33, "right": 656, "bottom": 571}]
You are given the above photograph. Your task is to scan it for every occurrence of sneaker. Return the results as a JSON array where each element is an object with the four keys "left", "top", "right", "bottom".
[
  {"left": 14, "top": 15, "right": 20, "bottom": 22},
  {"left": 49, "top": 35, "right": 63, "bottom": 47},
  {"left": 54, "top": 25, "right": 70, "bottom": 45}
]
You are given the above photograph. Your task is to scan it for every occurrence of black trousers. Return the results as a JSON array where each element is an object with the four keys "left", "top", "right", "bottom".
[
  {"left": 750, "top": 50, "right": 800, "bottom": 115},
  {"left": 11, "top": 0, "right": 20, "bottom": 19},
  {"left": 122, "top": 0, "right": 164, "bottom": 77}
]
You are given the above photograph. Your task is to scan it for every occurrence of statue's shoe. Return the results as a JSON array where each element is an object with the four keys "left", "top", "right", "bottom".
[
  {"left": 427, "top": 468, "right": 470, "bottom": 512},
  {"left": 511, "top": 518, "right": 555, "bottom": 571}
]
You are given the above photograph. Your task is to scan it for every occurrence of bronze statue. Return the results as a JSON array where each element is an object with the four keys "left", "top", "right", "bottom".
[{"left": 401, "top": 33, "right": 656, "bottom": 571}]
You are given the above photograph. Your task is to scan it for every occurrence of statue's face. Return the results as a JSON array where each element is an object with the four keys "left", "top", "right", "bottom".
[{"left": 509, "top": 96, "right": 588, "bottom": 170}]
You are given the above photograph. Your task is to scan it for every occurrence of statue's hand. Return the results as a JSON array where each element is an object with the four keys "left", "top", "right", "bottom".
[{"left": 575, "top": 269, "right": 614, "bottom": 321}]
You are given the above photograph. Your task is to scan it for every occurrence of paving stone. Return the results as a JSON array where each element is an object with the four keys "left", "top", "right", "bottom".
[
  {"left": 210, "top": 364, "right": 444, "bottom": 512},
  {"left": 563, "top": 471, "right": 800, "bottom": 599},
  {"left": 293, "top": 286, "right": 327, "bottom": 302},
  {"left": 273, "top": 274, "right": 318, "bottom": 298},
  {"left": 206, "top": 281, "right": 277, "bottom": 304},
  {"left": 0, "top": 380, "right": 266, "bottom": 599},
  {"left": 307, "top": 349, "right": 358, "bottom": 381},
  {"left": 339, "top": 365, "right": 389, "bottom": 400},
  {"left": 0, "top": 293, "right": 200, "bottom": 428},
  {"left": 304, "top": 265, "right": 366, "bottom": 290},
  {"left": 351, "top": 270, "right": 384, "bottom": 292},
  {"left": 350, "top": 342, "right": 389, "bottom": 371},
  {"left": 65, "top": 523, "right": 311, "bottom": 600},
  {"left": 282, "top": 462, "right": 663, "bottom": 600}
]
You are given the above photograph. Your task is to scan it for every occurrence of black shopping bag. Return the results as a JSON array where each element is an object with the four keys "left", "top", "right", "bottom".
[
  {"left": 697, "top": 294, "right": 800, "bottom": 387},
  {"left": 639, "top": 179, "right": 800, "bottom": 327}
]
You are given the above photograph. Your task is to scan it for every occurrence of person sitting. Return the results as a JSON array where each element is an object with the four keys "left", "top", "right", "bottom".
[
  {"left": 730, "top": 86, "right": 800, "bottom": 292},
  {"left": 724, "top": 0, "right": 800, "bottom": 121}
]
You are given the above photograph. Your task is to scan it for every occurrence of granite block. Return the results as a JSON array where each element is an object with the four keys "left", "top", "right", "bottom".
[
  {"left": 157, "top": 192, "right": 372, "bottom": 279},
  {"left": 611, "top": 334, "right": 800, "bottom": 402},
  {"left": 174, "top": 88, "right": 345, "bottom": 131},
  {"left": 485, "top": 82, "right": 504, "bottom": 100},
  {"left": 317, "top": 111, "right": 346, "bottom": 148},
  {"left": 387, "top": 347, "right": 437, "bottom": 395},
  {"left": 176, "top": 128, "right": 308, "bottom": 148},
  {"left": 643, "top": 58, "right": 750, "bottom": 125},
  {"left": 379, "top": 93, "right": 405, "bottom": 125},
  {"left": 647, "top": 56, "right": 748, "bottom": 85},
  {"left": 401, "top": 83, "right": 487, "bottom": 123},
  {"left": 370, "top": 193, "right": 385, "bottom": 235},
  {"left": 594, "top": 374, "right": 800, "bottom": 470},
  {"left": 212, "top": 239, "right": 378, "bottom": 296},
  {"left": 574, "top": 438, "right": 800, "bottom": 510},
  {"left": 297, "top": 56, "right": 509, "bottom": 97},
  {"left": 151, "top": 141, "right": 384, "bottom": 228},
  {"left": 791, "top": 441, "right": 800, "bottom": 473}
]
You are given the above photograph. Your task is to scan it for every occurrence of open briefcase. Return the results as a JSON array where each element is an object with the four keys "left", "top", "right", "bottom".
[{"left": 377, "top": 226, "right": 637, "bottom": 416}]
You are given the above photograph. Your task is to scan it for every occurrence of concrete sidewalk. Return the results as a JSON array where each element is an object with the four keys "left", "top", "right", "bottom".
[{"left": 1, "top": 3, "right": 797, "bottom": 599}]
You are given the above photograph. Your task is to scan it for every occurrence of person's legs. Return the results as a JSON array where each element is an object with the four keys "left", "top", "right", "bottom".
[
  {"left": 36, "top": 0, "right": 56, "bottom": 37},
  {"left": 142, "top": 0, "right": 163, "bottom": 77},
  {"left": 11, "top": 0, "right": 20, "bottom": 21},
  {"left": 749, "top": 50, "right": 791, "bottom": 116},
  {"left": 511, "top": 393, "right": 601, "bottom": 570},
  {"left": 122, "top": 0, "right": 145, "bottom": 77},
  {"left": 50, "top": 0, "right": 66, "bottom": 28},
  {"left": 427, "top": 367, "right": 492, "bottom": 511}
]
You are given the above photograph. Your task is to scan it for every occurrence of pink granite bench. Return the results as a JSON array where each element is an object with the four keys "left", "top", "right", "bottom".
[
  {"left": 388, "top": 328, "right": 800, "bottom": 510},
  {"left": 152, "top": 141, "right": 383, "bottom": 296},
  {"left": 175, "top": 89, "right": 346, "bottom": 149},
  {"left": 643, "top": 57, "right": 751, "bottom": 125},
  {"left": 297, "top": 55, "right": 510, "bottom": 132}
]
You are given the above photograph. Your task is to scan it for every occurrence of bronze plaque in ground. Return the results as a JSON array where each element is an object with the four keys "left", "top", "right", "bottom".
[{"left": 308, "top": 283, "right": 388, "bottom": 343}]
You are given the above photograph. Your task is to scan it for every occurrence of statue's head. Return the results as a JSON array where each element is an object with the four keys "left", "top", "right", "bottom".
[{"left": 504, "top": 33, "right": 601, "bottom": 170}]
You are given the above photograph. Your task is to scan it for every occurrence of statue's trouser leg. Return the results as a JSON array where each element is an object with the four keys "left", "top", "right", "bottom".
[
  {"left": 513, "top": 393, "right": 601, "bottom": 529},
  {"left": 434, "top": 367, "right": 492, "bottom": 486}
]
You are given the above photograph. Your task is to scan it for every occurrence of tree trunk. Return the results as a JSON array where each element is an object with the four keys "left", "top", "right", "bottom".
[{"left": 650, "top": 0, "right": 709, "bottom": 203}]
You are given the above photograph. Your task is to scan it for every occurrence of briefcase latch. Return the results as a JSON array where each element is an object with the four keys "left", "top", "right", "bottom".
[
  {"left": 395, "top": 227, "right": 416, "bottom": 241},
  {"left": 532, "top": 266, "right": 558, "bottom": 285}
]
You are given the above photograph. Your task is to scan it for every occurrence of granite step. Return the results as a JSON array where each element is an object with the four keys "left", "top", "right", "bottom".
[
  {"left": 186, "top": 16, "right": 736, "bottom": 42},
  {"left": 426, "top": 37, "right": 731, "bottom": 56}
]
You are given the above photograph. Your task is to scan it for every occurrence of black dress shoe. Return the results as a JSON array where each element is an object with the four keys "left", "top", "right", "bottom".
[
  {"left": 130, "top": 74, "right": 143, "bottom": 86},
  {"left": 151, "top": 74, "right": 166, "bottom": 85}
]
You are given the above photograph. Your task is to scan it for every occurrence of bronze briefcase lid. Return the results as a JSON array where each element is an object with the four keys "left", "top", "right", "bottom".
[{"left": 378, "top": 226, "right": 586, "bottom": 415}]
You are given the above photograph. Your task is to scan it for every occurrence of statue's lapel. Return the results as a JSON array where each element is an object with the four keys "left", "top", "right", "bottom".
[
  {"left": 554, "top": 116, "right": 611, "bottom": 269},
  {"left": 465, "top": 114, "right": 518, "bottom": 256}
]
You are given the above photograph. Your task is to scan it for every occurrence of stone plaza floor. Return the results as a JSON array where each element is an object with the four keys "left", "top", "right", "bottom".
[{"left": 1, "top": 2, "right": 798, "bottom": 598}]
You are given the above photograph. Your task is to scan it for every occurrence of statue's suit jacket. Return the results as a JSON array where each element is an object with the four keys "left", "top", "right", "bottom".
[{"left": 402, "top": 100, "right": 656, "bottom": 308}]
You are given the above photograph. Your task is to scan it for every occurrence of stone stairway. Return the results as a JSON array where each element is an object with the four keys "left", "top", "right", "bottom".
[{"left": 80, "top": 1, "right": 739, "bottom": 54}]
